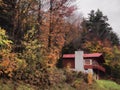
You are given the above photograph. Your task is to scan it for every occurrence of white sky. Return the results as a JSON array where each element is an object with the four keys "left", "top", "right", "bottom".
[{"left": 77, "top": 0, "right": 120, "bottom": 37}]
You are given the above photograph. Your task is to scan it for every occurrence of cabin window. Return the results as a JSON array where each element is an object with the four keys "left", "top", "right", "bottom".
[
  {"left": 84, "top": 59, "right": 91, "bottom": 65},
  {"left": 92, "top": 60, "right": 98, "bottom": 65}
]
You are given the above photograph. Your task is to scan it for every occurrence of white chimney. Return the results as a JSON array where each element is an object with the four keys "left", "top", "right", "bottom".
[{"left": 75, "top": 51, "right": 85, "bottom": 72}]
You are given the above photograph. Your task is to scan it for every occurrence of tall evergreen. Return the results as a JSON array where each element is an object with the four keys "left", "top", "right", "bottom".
[{"left": 83, "top": 9, "right": 119, "bottom": 45}]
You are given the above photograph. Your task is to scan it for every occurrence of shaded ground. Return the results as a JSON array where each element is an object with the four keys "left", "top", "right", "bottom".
[{"left": 0, "top": 79, "right": 120, "bottom": 90}]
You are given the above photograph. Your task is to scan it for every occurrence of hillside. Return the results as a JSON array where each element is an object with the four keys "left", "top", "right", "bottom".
[
  {"left": 0, "top": 0, "right": 120, "bottom": 90},
  {"left": 1, "top": 79, "right": 120, "bottom": 90}
]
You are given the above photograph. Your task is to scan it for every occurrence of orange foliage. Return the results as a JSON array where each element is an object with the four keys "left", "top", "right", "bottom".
[
  {"left": 87, "top": 72, "right": 93, "bottom": 84},
  {"left": 0, "top": 53, "right": 16, "bottom": 77},
  {"left": 83, "top": 40, "right": 113, "bottom": 62},
  {"left": 39, "top": 12, "right": 76, "bottom": 68},
  {"left": 35, "top": 0, "right": 78, "bottom": 68},
  {"left": 0, "top": 50, "right": 26, "bottom": 77},
  {"left": 47, "top": 53, "right": 57, "bottom": 68}
]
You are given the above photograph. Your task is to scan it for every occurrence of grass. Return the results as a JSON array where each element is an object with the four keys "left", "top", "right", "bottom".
[
  {"left": 1, "top": 79, "right": 120, "bottom": 90},
  {"left": 71, "top": 79, "right": 120, "bottom": 90},
  {"left": 0, "top": 79, "right": 75, "bottom": 90},
  {"left": 96, "top": 80, "right": 120, "bottom": 90},
  {"left": 0, "top": 79, "right": 35, "bottom": 90}
]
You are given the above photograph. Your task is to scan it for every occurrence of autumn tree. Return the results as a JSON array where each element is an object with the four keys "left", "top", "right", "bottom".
[
  {"left": 62, "top": 23, "right": 81, "bottom": 54},
  {"left": 0, "top": 1, "right": 79, "bottom": 80},
  {"left": 35, "top": 0, "right": 78, "bottom": 68},
  {"left": 0, "top": 0, "right": 31, "bottom": 51},
  {"left": 82, "top": 40, "right": 114, "bottom": 63},
  {"left": 82, "top": 39, "right": 120, "bottom": 81},
  {"left": 0, "top": 27, "right": 26, "bottom": 78}
]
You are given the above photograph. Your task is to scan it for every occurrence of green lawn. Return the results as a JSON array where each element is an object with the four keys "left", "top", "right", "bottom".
[{"left": 96, "top": 80, "right": 120, "bottom": 90}]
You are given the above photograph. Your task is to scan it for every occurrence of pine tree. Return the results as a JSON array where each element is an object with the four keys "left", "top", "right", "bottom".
[{"left": 83, "top": 9, "right": 119, "bottom": 45}]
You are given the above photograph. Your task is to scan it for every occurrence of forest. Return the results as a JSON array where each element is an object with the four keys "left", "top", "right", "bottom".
[{"left": 0, "top": 0, "right": 120, "bottom": 90}]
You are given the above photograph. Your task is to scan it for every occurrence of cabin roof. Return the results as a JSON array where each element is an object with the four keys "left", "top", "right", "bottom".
[
  {"left": 63, "top": 54, "right": 75, "bottom": 58},
  {"left": 84, "top": 53, "right": 103, "bottom": 58},
  {"left": 63, "top": 53, "right": 105, "bottom": 62},
  {"left": 63, "top": 53, "right": 103, "bottom": 58}
]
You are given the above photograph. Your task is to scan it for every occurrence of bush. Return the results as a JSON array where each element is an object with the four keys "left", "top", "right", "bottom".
[
  {"left": 64, "top": 69, "right": 87, "bottom": 87},
  {"left": 0, "top": 27, "right": 27, "bottom": 78}
]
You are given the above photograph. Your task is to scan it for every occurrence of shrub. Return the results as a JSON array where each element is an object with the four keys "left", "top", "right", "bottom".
[{"left": 0, "top": 27, "right": 27, "bottom": 78}]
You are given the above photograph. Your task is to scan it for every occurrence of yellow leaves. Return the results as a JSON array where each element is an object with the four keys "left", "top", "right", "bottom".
[
  {"left": 105, "top": 48, "right": 112, "bottom": 56},
  {"left": 0, "top": 27, "right": 13, "bottom": 49},
  {"left": 83, "top": 41, "right": 97, "bottom": 52},
  {"left": 0, "top": 27, "right": 18, "bottom": 77},
  {"left": 43, "top": 47, "right": 61, "bottom": 68},
  {"left": 0, "top": 51, "right": 27, "bottom": 78},
  {"left": 83, "top": 40, "right": 112, "bottom": 53},
  {"left": 0, "top": 27, "right": 6, "bottom": 35},
  {"left": 113, "top": 46, "right": 120, "bottom": 55},
  {"left": 16, "top": 58, "right": 27, "bottom": 69},
  {"left": 83, "top": 40, "right": 118, "bottom": 65},
  {"left": 46, "top": 53, "right": 57, "bottom": 68}
]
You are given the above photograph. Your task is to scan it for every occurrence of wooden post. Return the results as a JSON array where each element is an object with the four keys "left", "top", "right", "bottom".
[{"left": 87, "top": 72, "right": 93, "bottom": 84}]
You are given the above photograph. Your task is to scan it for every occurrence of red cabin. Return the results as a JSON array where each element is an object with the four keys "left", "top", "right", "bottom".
[{"left": 63, "top": 51, "right": 105, "bottom": 79}]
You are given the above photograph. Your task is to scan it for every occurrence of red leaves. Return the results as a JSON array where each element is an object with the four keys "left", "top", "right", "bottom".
[{"left": 66, "top": 6, "right": 76, "bottom": 15}]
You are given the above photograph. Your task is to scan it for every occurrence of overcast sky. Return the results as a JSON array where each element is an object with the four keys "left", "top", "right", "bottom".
[{"left": 77, "top": 0, "right": 120, "bottom": 37}]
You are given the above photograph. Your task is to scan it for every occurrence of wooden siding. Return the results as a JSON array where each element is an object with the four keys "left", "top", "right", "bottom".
[
  {"left": 84, "top": 64, "right": 105, "bottom": 72},
  {"left": 62, "top": 59, "right": 75, "bottom": 68}
]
